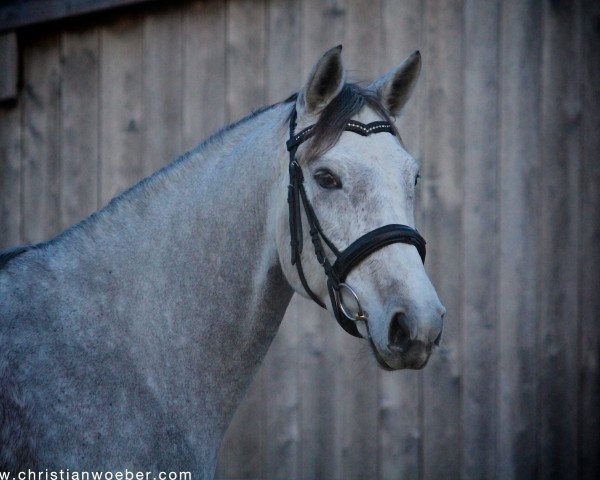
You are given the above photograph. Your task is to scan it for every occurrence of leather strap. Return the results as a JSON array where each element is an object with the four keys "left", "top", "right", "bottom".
[
  {"left": 286, "top": 107, "right": 426, "bottom": 339},
  {"left": 286, "top": 120, "right": 395, "bottom": 151},
  {"left": 332, "top": 224, "right": 426, "bottom": 282}
]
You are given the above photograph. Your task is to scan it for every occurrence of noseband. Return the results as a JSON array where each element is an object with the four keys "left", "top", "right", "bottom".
[{"left": 286, "top": 108, "right": 426, "bottom": 338}]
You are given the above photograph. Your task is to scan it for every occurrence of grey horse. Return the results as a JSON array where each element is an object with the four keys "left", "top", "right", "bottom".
[{"left": 0, "top": 47, "right": 444, "bottom": 477}]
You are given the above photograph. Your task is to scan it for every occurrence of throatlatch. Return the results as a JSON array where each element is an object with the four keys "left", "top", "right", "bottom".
[{"left": 286, "top": 107, "right": 426, "bottom": 338}]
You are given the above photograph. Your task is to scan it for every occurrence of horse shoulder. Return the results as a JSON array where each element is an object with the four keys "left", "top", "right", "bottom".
[
  {"left": 0, "top": 360, "right": 36, "bottom": 469},
  {"left": 0, "top": 246, "right": 38, "bottom": 469}
]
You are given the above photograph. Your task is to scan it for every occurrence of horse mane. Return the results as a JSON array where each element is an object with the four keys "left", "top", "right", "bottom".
[{"left": 0, "top": 245, "right": 31, "bottom": 270}]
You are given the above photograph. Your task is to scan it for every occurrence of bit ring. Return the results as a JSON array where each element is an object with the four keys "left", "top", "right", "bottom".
[{"left": 336, "top": 282, "right": 368, "bottom": 322}]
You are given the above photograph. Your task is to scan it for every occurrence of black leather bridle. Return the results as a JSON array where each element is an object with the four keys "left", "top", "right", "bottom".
[{"left": 286, "top": 107, "right": 426, "bottom": 338}]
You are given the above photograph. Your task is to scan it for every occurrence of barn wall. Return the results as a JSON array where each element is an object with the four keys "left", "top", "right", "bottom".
[{"left": 0, "top": 1, "right": 598, "bottom": 479}]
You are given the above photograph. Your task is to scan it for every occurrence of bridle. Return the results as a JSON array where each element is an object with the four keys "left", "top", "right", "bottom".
[{"left": 286, "top": 107, "right": 427, "bottom": 339}]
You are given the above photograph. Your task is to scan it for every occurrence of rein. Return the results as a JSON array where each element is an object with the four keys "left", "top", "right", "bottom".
[{"left": 286, "top": 107, "right": 426, "bottom": 338}]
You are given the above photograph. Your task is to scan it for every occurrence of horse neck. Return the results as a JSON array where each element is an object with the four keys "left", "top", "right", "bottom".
[{"left": 49, "top": 102, "right": 294, "bottom": 451}]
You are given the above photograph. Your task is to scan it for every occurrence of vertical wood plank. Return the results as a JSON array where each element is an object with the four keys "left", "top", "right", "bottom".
[
  {"left": 382, "top": 0, "right": 423, "bottom": 155},
  {"left": 420, "top": 1, "right": 463, "bottom": 478},
  {"left": 0, "top": 32, "right": 18, "bottom": 103},
  {"left": 224, "top": 0, "right": 266, "bottom": 121},
  {"left": 142, "top": 6, "right": 183, "bottom": 175},
  {"left": 0, "top": 103, "right": 21, "bottom": 247},
  {"left": 21, "top": 32, "right": 62, "bottom": 244},
  {"left": 60, "top": 26, "right": 100, "bottom": 227},
  {"left": 579, "top": 2, "right": 600, "bottom": 478},
  {"left": 99, "top": 14, "right": 144, "bottom": 205},
  {"left": 181, "top": 0, "right": 226, "bottom": 151},
  {"left": 298, "top": 2, "right": 346, "bottom": 479},
  {"left": 341, "top": 1, "right": 381, "bottom": 479},
  {"left": 461, "top": 1, "right": 499, "bottom": 479},
  {"left": 264, "top": 300, "right": 301, "bottom": 480},
  {"left": 263, "top": 0, "right": 302, "bottom": 478},
  {"left": 497, "top": 1, "right": 542, "bottom": 478},
  {"left": 266, "top": 0, "right": 301, "bottom": 105},
  {"left": 539, "top": 1, "right": 581, "bottom": 477},
  {"left": 379, "top": 2, "right": 424, "bottom": 478},
  {"left": 216, "top": 1, "right": 266, "bottom": 478}
]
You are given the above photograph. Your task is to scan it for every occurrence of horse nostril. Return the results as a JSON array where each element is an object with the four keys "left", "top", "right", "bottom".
[
  {"left": 434, "top": 329, "right": 443, "bottom": 346},
  {"left": 388, "top": 312, "right": 413, "bottom": 353}
]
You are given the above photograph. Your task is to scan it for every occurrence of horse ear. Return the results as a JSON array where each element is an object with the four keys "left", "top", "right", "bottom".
[
  {"left": 369, "top": 51, "right": 421, "bottom": 116},
  {"left": 297, "top": 45, "right": 346, "bottom": 115}
]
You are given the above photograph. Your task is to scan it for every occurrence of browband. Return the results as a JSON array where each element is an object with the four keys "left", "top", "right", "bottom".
[
  {"left": 286, "top": 120, "right": 396, "bottom": 151},
  {"left": 286, "top": 107, "right": 426, "bottom": 338}
]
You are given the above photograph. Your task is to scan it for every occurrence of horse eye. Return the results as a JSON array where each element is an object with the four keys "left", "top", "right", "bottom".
[
  {"left": 314, "top": 169, "right": 342, "bottom": 189},
  {"left": 415, "top": 173, "right": 421, "bottom": 186}
]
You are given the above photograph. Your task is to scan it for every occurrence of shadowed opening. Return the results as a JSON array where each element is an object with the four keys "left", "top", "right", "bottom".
[{"left": 388, "top": 312, "right": 413, "bottom": 353}]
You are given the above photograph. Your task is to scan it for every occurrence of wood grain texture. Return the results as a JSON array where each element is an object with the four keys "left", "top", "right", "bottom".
[
  {"left": 224, "top": 0, "right": 266, "bottom": 121},
  {"left": 379, "top": 2, "right": 424, "bottom": 478},
  {"left": 264, "top": 299, "right": 301, "bottom": 480},
  {"left": 0, "top": 32, "right": 17, "bottom": 102},
  {"left": 60, "top": 25, "right": 100, "bottom": 227},
  {"left": 579, "top": 3, "right": 600, "bottom": 479},
  {"left": 539, "top": 1, "right": 581, "bottom": 478},
  {"left": 99, "top": 14, "right": 144, "bottom": 205},
  {"left": 142, "top": 6, "right": 183, "bottom": 174},
  {"left": 0, "top": 103, "right": 21, "bottom": 247},
  {"left": 21, "top": 32, "right": 61, "bottom": 244},
  {"left": 497, "top": 1, "right": 542, "bottom": 478},
  {"left": 181, "top": 0, "right": 226, "bottom": 151},
  {"left": 266, "top": 0, "right": 301, "bottom": 104},
  {"left": 461, "top": 1, "right": 499, "bottom": 478},
  {"left": 420, "top": 1, "right": 463, "bottom": 478},
  {"left": 0, "top": 0, "right": 160, "bottom": 32}
]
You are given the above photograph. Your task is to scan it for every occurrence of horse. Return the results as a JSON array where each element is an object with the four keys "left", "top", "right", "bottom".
[{"left": 0, "top": 46, "right": 444, "bottom": 477}]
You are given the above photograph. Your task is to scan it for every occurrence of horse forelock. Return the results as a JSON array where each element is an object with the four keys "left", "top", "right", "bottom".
[{"left": 284, "top": 83, "right": 399, "bottom": 161}]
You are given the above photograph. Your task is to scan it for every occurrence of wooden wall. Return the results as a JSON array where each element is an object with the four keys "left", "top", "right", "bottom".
[{"left": 0, "top": 0, "right": 598, "bottom": 478}]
